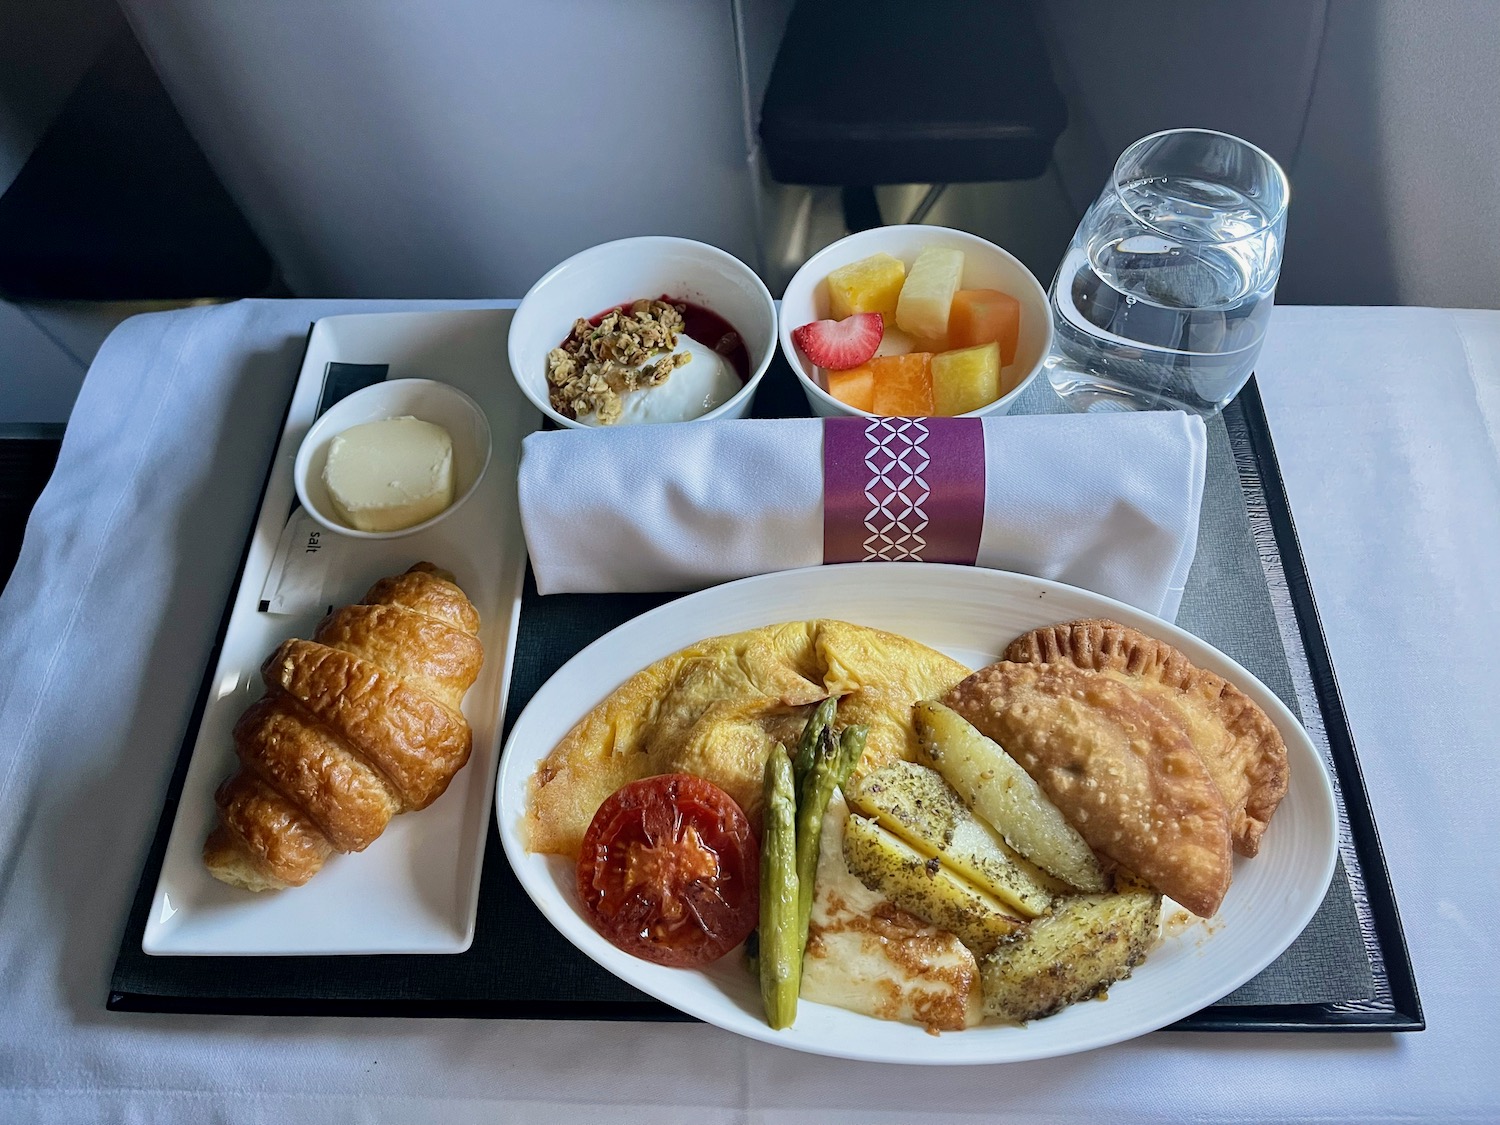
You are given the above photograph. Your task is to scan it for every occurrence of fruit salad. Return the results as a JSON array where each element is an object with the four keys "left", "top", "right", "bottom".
[{"left": 792, "top": 247, "right": 1024, "bottom": 417}]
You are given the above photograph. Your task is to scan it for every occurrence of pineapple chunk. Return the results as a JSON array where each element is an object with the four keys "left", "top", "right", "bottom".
[
  {"left": 895, "top": 246, "right": 964, "bottom": 339},
  {"left": 979, "top": 885, "right": 1162, "bottom": 1023},
  {"left": 931, "top": 342, "right": 1002, "bottom": 416},
  {"left": 847, "top": 761, "right": 1056, "bottom": 917},
  {"left": 842, "top": 813, "right": 1024, "bottom": 955},
  {"left": 826, "top": 253, "right": 907, "bottom": 320},
  {"left": 914, "top": 700, "right": 1107, "bottom": 892}
]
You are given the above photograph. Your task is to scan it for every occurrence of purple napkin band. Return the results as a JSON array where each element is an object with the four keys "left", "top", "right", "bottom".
[{"left": 822, "top": 416, "right": 986, "bottom": 565}]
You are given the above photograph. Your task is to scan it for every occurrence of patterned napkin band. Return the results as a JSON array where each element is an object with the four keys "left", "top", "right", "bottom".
[{"left": 823, "top": 416, "right": 986, "bottom": 565}]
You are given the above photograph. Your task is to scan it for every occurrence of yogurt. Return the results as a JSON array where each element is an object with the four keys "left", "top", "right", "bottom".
[{"left": 578, "top": 335, "right": 742, "bottom": 426}]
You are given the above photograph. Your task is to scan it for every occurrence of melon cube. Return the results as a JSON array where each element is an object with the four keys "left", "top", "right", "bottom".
[
  {"left": 826, "top": 364, "right": 875, "bottom": 412},
  {"left": 826, "top": 253, "right": 907, "bottom": 320},
  {"left": 895, "top": 247, "right": 964, "bottom": 339},
  {"left": 871, "top": 353, "right": 934, "bottom": 416},
  {"left": 876, "top": 326, "right": 951, "bottom": 356},
  {"left": 949, "top": 289, "right": 1021, "bottom": 366},
  {"left": 932, "top": 342, "right": 1001, "bottom": 416}
]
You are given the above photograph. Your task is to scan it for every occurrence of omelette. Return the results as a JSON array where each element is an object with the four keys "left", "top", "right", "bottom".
[{"left": 524, "top": 620, "right": 971, "bottom": 858}]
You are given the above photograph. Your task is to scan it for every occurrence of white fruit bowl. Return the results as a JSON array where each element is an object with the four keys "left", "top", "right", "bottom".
[{"left": 778, "top": 225, "right": 1053, "bottom": 419}]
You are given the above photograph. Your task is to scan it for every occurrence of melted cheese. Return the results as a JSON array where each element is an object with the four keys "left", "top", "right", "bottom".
[{"left": 799, "top": 791, "right": 982, "bottom": 1033}]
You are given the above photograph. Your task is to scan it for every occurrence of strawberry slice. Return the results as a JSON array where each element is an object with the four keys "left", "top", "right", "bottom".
[{"left": 792, "top": 313, "right": 884, "bottom": 370}]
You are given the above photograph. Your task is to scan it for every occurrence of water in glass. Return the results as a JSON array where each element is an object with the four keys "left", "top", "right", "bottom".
[{"left": 1046, "top": 132, "right": 1287, "bottom": 416}]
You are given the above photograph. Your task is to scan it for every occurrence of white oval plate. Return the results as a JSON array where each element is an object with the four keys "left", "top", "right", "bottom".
[{"left": 496, "top": 564, "right": 1337, "bottom": 1064}]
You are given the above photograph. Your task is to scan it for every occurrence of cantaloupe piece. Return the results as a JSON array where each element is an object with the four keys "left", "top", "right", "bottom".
[
  {"left": 827, "top": 253, "right": 907, "bottom": 320},
  {"left": 895, "top": 247, "right": 964, "bottom": 339},
  {"left": 826, "top": 364, "right": 875, "bottom": 412},
  {"left": 948, "top": 289, "right": 1021, "bottom": 366},
  {"left": 871, "top": 353, "right": 934, "bottom": 416},
  {"left": 931, "top": 342, "right": 1001, "bottom": 416}
]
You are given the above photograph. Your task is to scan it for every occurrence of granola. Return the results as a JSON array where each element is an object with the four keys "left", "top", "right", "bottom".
[{"left": 546, "top": 298, "right": 693, "bottom": 424}]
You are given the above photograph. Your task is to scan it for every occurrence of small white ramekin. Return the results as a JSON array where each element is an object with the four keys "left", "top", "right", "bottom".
[{"left": 294, "top": 378, "right": 492, "bottom": 539}]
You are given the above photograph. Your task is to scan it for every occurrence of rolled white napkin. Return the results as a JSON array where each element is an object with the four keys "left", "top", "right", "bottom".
[{"left": 518, "top": 412, "right": 1207, "bottom": 620}]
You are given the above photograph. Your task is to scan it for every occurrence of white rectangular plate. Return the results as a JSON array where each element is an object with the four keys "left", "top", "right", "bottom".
[
  {"left": 145, "top": 309, "right": 535, "bottom": 955},
  {"left": 497, "top": 564, "right": 1338, "bottom": 1063}
]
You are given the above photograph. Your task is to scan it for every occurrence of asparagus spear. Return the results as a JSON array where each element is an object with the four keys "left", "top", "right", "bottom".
[
  {"left": 791, "top": 697, "right": 837, "bottom": 790},
  {"left": 794, "top": 722, "right": 868, "bottom": 947},
  {"left": 836, "top": 724, "right": 868, "bottom": 784},
  {"left": 759, "top": 745, "right": 800, "bottom": 1030}
]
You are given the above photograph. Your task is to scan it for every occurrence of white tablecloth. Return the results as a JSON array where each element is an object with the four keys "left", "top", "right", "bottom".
[{"left": 0, "top": 301, "right": 1495, "bottom": 1124}]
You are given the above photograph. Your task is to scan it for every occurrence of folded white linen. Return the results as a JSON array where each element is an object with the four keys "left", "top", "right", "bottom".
[{"left": 518, "top": 412, "right": 1207, "bottom": 620}]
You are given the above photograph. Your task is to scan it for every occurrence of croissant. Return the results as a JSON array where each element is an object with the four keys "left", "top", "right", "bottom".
[{"left": 203, "top": 562, "right": 484, "bottom": 891}]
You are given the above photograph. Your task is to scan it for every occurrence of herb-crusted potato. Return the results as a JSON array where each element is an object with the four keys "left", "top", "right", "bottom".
[
  {"left": 842, "top": 813, "right": 1025, "bottom": 956},
  {"left": 913, "top": 700, "right": 1107, "bottom": 892},
  {"left": 979, "top": 883, "right": 1162, "bottom": 1023},
  {"left": 846, "top": 761, "right": 1057, "bottom": 918}
]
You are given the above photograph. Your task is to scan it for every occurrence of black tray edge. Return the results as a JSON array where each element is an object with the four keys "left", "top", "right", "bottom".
[
  {"left": 1173, "top": 377, "right": 1422, "bottom": 1033},
  {"left": 107, "top": 367, "right": 1424, "bottom": 1033},
  {"left": 106, "top": 991, "right": 690, "bottom": 1022}
]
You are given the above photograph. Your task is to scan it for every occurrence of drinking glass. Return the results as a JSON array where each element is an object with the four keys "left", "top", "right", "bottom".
[{"left": 1044, "top": 128, "right": 1289, "bottom": 416}]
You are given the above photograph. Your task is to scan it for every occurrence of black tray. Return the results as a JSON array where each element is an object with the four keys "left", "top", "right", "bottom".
[{"left": 108, "top": 357, "right": 1423, "bottom": 1033}]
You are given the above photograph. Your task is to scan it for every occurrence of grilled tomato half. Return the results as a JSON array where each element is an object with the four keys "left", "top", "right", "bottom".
[{"left": 576, "top": 774, "right": 759, "bottom": 967}]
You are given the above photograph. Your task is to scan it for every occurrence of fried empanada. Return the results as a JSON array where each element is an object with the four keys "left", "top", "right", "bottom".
[
  {"left": 1005, "top": 619, "right": 1288, "bottom": 857},
  {"left": 944, "top": 661, "right": 1233, "bottom": 918}
]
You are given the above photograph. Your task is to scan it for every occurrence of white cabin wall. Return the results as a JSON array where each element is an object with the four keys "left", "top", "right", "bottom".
[
  {"left": 7, "top": 0, "right": 1499, "bottom": 425},
  {"left": 1288, "top": 0, "right": 1500, "bottom": 308},
  {"left": 1033, "top": 0, "right": 1500, "bottom": 308},
  {"left": 116, "top": 0, "right": 767, "bottom": 298}
]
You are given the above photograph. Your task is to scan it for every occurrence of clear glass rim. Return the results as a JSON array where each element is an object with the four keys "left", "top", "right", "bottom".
[{"left": 1109, "top": 128, "right": 1290, "bottom": 245}]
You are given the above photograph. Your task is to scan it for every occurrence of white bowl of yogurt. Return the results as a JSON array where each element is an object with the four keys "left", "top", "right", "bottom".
[{"left": 509, "top": 236, "right": 776, "bottom": 429}]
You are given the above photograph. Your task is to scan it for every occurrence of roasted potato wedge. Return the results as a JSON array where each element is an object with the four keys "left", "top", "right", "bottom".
[
  {"left": 842, "top": 813, "right": 1025, "bottom": 955},
  {"left": 914, "top": 700, "right": 1107, "bottom": 892},
  {"left": 847, "top": 761, "right": 1057, "bottom": 918},
  {"left": 979, "top": 884, "right": 1162, "bottom": 1023}
]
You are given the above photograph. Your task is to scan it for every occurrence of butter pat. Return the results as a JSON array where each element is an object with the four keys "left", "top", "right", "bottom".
[{"left": 323, "top": 416, "right": 455, "bottom": 532}]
